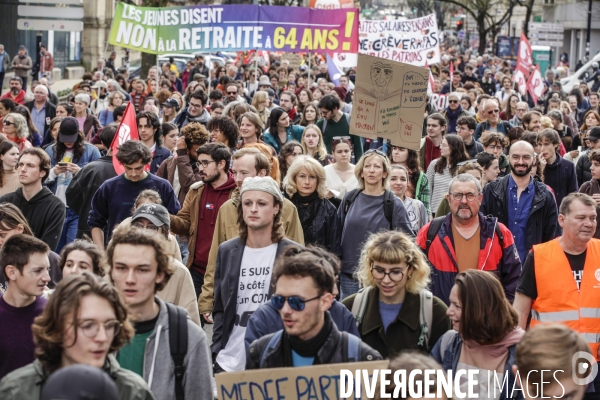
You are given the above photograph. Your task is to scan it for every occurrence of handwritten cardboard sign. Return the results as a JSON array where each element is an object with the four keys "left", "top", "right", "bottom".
[
  {"left": 216, "top": 360, "right": 388, "bottom": 400},
  {"left": 351, "top": 54, "right": 428, "bottom": 151},
  {"left": 282, "top": 53, "right": 303, "bottom": 71}
]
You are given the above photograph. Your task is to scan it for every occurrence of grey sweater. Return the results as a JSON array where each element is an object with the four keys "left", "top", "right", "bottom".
[{"left": 142, "top": 297, "right": 213, "bottom": 400}]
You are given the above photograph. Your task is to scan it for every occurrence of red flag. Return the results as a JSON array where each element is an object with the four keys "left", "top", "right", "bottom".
[
  {"left": 517, "top": 33, "right": 533, "bottom": 77},
  {"left": 513, "top": 69, "right": 527, "bottom": 96},
  {"left": 527, "top": 65, "right": 544, "bottom": 104},
  {"left": 110, "top": 102, "right": 139, "bottom": 175},
  {"left": 449, "top": 61, "right": 454, "bottom": 91}
]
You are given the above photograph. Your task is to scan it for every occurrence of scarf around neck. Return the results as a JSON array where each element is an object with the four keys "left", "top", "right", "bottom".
[{"left": 283, "top": 311, "right": 333, "bottom": 364}]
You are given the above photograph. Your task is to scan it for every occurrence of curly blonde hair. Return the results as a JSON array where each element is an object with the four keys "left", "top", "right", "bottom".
[
  {"left": 356, "top": 230, "right": 430, "bottom": 294},
  {"left": 283, "top": 155, "right": 328, "bottom": 198}
]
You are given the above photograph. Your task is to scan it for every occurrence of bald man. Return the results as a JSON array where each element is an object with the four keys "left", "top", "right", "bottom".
[
  {"left": 25, "top": 83, "right": 56, "bottom": 142},
  {"left": 481, "top": 141, "right": 559, "bottom": 264}
]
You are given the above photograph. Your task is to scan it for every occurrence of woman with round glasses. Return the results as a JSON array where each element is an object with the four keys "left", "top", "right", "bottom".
[
  {"left": 343, "top": 230, "right": 450, "bottom": 358},
  {"left": 0, "top": 273, "right": 154, "bottom": 399}
]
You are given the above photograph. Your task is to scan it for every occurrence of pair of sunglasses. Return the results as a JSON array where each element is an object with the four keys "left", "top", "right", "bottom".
[{"left": 271, "top": 295, "right": 321, "bottom": 311}]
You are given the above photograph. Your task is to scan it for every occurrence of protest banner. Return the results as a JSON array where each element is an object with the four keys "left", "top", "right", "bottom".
[
  {"left": 215, "top": 360, "right": 388, "bottom": 400},
  {"left": 309, "top": 0, "right": 354, "bottom": 9},
  {"left": 351, "top": 54, "right": 428, "bottom": 151},
  {"left": 429, "top": 93, "right": 448, "bottom": 112},
  {"left": 516, "top": 32, "right": 533, "bottom": 77},
  {"left": 282, "top": 53, "right": 303, "bottom": 70},
  {"left": 358, "top": 14, "right": 440, "bottom": 67},
  {"left": 109, "top": 3, "right": 359, "bottom": 54}
]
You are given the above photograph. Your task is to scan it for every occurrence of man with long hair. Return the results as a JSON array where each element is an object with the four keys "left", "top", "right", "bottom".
[{"left": 212, "top": 176, "right": 301, "bottom": 373}]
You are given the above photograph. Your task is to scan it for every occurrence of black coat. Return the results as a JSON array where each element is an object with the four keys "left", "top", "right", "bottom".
[
  {"left": 342, "top": 288, "right": 451, "bottom": 358},
  {"left": 480, "top": 175, "right": 559, "bottom": 255},
  {"left": 246, "top": 319, "right": 382, "bottom": 369},
  {"left": 576, "top": 152, "right": 592, "bottom": 188},
  {"left": 212, "top": 237, "right": 301, "bottom": 357},
  {"left": 66, "top": 156, "right": 117, "bottom": 238},
  {"left": 287, "top": 196, "right": 339, "bottom": 252},
  {"left": 25, "top": 100, "right": 56, "bottom": 134}
]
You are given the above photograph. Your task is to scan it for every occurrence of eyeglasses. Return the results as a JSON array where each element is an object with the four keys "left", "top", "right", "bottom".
[
  {"left": 448, "top": 100, "right": 459, "bottom": 104},
  {"left": 78, "top": 319, "right": 121, "bottom": 338},
  {"left": 198, "top": 159, "right": 216, "bottom": 168},
  {"left": 364, "top": 149, "right": 387, "bottom": 157},
  {"left": 510, "top": 154, "right": 533, "bottom": 161},
  {"left": 449, "top": 192, "right": 479, "bottom": 202},
  {"left": 487, "top": 109, "right": 500, "bottom": 114},
  {"left": 3, "top": 120, "right": 14, "bottom": 126},
  {"left": 516, "top": 108, "right": 528, "bottom": 112},
  {"left": 271, "top": 295, "right": 321, "bottom": 311},
  {"left": 131, "top": 222, "right": 160, "bottom": 232},
  {"left": 370, "top": 265, "right": 405, "bottom": 282},
  {"left": 188, "top": 102, "right": 203, "bottom": 109},
  {"left": 227, "top": 91, "right": 237, "bottom": 95}
]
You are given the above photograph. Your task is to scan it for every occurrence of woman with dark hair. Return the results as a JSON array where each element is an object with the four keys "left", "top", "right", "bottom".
[
  {"left": 426, "top": 135, "right": 469, "bottom": 215},
  {"left": 98, "top": 91, "right": 124, "bottom": 127},
  {"left": 389, "top": 165, "right": 428, "bottom": 231},
  {"left": 299, "top": 103, "right": 320, "bottom": 126},
  {"left": 160, "top": 122, "right": 179, "bottom": 153},
  {"left": 55, "top": 102, "right": 75, "bottom": 118},
  {"left": 59, "top": 239, "right": 105, "bottom": 277},
  {"left": 283, "top": 155, "right": 338, "bottom": 249},
  {"left": 476, "top": 151, "right": 500, "bottom": 186},
  {"left": 432, "top": 270, "right": 524, "bottom": 400},
  {"left": 278, "top": 140, "right": 303, "bottom": 183},
  {"left": 263, "top": 107, "right": 304, "bottom": 154},
  {"left": 297, "top": 88, "right": 313, "bottom": 113},
  {"left": 115, "top": 73, "right": 129, "bottom": 92},
  {"left": 46, "top": 117, "right": 101, "bottom": 252},
  {"left": 0, "top": 141, "right": 20, "bottom": 196},
  {"left": 324, "top": 137, "right": 358, "bottom": 207},
  {"left": 460, "top": 95, "right": 474, "bottom": 114},
  {"left": 42, "top": 117, "right": 63, "bottom": 150},
  {"left": 500, "top": 93, "right": 519, "bottom": 122},
  {"left": 12, "top": 105, "right": 42, "bottom": 146},
  {"left": 207, "top": 116, "right": 239, "bottom": 152},
  {"left": 72, "top": 94, "right": 101, "bottom": 142},
  {"left": 389, "top": 145, "right": 430, "bottom": 215},
  {"left": 0, "top": 98, "right": 16, "bottom": 133}
]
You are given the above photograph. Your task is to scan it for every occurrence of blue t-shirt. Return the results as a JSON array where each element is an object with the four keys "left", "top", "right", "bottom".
[
  {"left": 507, "top": 175, "right": 535, "bottom": 263},
  {"left": 292, "top": 350, "right": 314, "bottom": 367},
  {"left": 379, "top": 301, "right": 402, "bottom": 333}
]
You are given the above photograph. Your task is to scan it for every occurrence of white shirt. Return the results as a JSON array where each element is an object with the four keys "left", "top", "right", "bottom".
[
  {"left": 216, "top": 243, "right": 277, "bottom": 372},
  {"left": 324, "top": 164, "right": 358, "bottom": 199}
]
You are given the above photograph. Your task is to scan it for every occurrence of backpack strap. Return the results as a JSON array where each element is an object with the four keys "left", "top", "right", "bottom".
[
  {"left": 345, "top": 332, "right": 361, "bottom": 363},
  {"left": 383, "top": 190, "right": 394, "bottom": 228},
  {"left": 343, "top": 189, "right": 361, "bottom": 215},
  {"left": 440, "top": 330, "right": 458, "bottom": 362},
  {"left": 417, "top": 290, "right": 434, "bottom": 349},
  {"left": 425, "top": 216, "right": 446, "bottom": 255},
  {"left": 350, "top": 286, "right": 371, "bottom": 328},
  {"left": 166, "top": 303, "right": 188, "bottom": 400},
  {"left": 259, "top": 330, "right": 283, "bottom": 369}
]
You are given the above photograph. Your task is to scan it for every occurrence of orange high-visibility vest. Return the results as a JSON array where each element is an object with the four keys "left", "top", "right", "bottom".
[{"left": 532, "top": 238, "right": 600, "bottom": 361}]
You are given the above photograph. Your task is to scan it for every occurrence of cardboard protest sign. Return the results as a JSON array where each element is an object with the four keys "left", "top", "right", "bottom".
[
  {"left": 282, "top": 53, "right": 303, "bottom": 70},
  {"left": 359, "top": 14, "right": 440, "bottom": 66},
  {"left": 216, "top": 360, "right": 388, "bottom": 400},
  {"left": 351, "top": 54, "right": 428, "bottom": 151},
  {"left": 109, "top": 3, "right": 359, "bottom": 54}
]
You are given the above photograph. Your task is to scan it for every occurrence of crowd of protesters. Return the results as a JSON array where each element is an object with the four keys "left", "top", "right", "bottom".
[{"left": 0, "top": 43, "right": 598, "bottom": 400}]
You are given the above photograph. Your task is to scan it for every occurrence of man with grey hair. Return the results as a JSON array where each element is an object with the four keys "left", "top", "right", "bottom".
[
  {"left": 25, "top": 84, "right": 55, "bottom": 139},
  {"left": 106, "top": 79, "right": 131, "bottom": 102},
  {"left": 38, "top": 78, "right": 58, "bottom": 106},
  {"left": 416, "top": 173, "right": 522, "bottom": 305},
  {"left": 0, "top": 44, "right": 9, "bottom": 90}
]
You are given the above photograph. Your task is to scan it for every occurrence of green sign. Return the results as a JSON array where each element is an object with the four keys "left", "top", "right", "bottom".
[{"left": 533, "top": 16, "right": 542, "bottom": 22}]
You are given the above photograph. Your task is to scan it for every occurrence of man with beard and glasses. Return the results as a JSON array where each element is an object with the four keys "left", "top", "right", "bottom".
[
  {"left": 416, "top": 174, "right": 521, "bottom": 305},
  {"left": 481, "top": 141, "right": 559, "bottom": 264},
  {"left": 169, "top": 143, "right": 236, "bottom": 301}
]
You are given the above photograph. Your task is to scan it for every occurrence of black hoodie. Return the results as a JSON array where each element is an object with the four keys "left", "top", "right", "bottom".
[{"left": 0, "top": 187, "right": 66, "bottom": 251}]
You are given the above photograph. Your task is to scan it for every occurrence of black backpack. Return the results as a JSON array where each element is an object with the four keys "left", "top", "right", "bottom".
[
  {"left": 166, "top": 303, "right": 188, "bottom": 400},
  {"left": 343, "top": 189, "right": 395, "bottom": 229},
  {"left": 425, "top": 216, "right": 504, "bottom": 255}
]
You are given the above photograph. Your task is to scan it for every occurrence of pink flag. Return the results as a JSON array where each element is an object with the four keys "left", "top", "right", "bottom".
[
  {"left": 425, "top": 61, "right": 435, "bottom": 92},
  {"left": 449, "top": 61, "right": 454, "bottom": 91},
  {"left": 517, "top": 33, "right": 533, "bottom": 77},
  {"left": 527, "top": 65, "right": 544, "bottom": 104},
  {"left": 110, "top": 102, "right": 139, "bottom": 175},
  {"left": 513, "top": 69, "right": 528, "bottom": 96}
]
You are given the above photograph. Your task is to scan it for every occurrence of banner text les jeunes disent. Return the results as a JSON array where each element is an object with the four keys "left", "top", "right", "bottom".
[{"left": 109, "top": 3, "right": 359, "bottom": 54}]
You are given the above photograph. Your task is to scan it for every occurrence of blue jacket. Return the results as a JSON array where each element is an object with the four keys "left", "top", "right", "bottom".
[
  {"left": 480, "top": 175, "right": 559, "bottom": 258},
  {"left": 45, "top": 143, "right": 101, "bottom": 193},
  {"left": 263, "top": 125, "right": 304, "bottom": 154},
  {"left": 244, "top": 301, "right": 359, "bottom": 352},
  {"left": 431, "top": 331, "right": 523, "bottom": 400},
  {"left": 473, "top": 120, "right": 512, "bottom": 142},
  {"left": 150, "top": 145, "right": 172, "bottom": 174}
]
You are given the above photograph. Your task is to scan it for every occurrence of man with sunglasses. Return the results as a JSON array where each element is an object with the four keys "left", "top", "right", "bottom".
[
  {"left": 416, "top": 174, "right": 521, "bottom": 305},
  {"left": 108, "top": 227, "right": 213, "bottom": 400},
  {"left": 473, "top": 98, "right": 513, "bottom": 141},
  {"left": 170, "top": 143, "right": 235, "bottom": 301},
  {"left": 481, "top": 141, "right": 559, "bottom": 264},
  {"left": 173, "top": 89, "right": 211, "bottom": 129},
  {"left": 212, "top": 176, "right": 301, "bottom": 373},
  {"left": 246, "top": 249, "right": 381, "bottom": 369}
]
